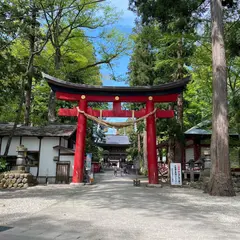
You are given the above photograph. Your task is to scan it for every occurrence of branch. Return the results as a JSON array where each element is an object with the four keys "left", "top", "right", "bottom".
[
  {"left": 76, "top": 53, "right": 120, "bottom": 71},
  {"left": 0, "top": 34, "right": 19, "bottom": 51},
  {"left": 38, "top": 0, "right": 105, "bottom": 16}
]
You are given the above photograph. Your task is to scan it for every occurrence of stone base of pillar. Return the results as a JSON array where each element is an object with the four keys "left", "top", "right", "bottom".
[
  {"left": 70, "top": 182, "right": 85, "bottom": 186},
  {"left": 146, "top": 184, "right": 162, "bottom": 188}
]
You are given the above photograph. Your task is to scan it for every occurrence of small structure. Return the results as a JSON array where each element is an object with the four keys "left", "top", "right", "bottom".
[
  {"left": 0, "top": 145, "right": 34, "bottom": 189},
  {"left": 156, "top": 121, "right": 239, "bottom": 180},
  {"left": 0, "top": 124, "right": 76, "bottom": 184},
  {"left": 184, "top": 122, "right": 239, "bottom": 166},
  {"left": 97, "top": 135, "right": 131, "bottom": 167},
  {"left": 184, "top": 121, "right": 239, "bottom": 179}
]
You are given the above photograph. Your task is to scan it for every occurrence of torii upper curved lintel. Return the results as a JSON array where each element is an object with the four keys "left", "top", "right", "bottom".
[{"left": 42, "top": 72, "right": 190, "bottom": 98}]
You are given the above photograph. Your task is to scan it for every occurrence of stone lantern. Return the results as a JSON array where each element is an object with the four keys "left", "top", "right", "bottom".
[
  {"left": 200, "top": 149, "right": 211, "bottom": 178},
  {"left": 203, "top": 150, "right": 211, "bottom": 169},
  {"left": 16, "top": 145, "right": 28, "bottom": 171}
]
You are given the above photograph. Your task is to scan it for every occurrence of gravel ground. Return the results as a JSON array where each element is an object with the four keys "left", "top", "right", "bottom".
[{"left": 1, "top": 171, "right": 240, "bottom": 240}]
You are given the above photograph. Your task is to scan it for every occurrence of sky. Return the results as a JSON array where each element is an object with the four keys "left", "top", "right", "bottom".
[
  {"left": 98, "top": 0, "right": 136, "bottom": 134},
  {"left": 101, "top": 0, "right": 136, "bottom": 87}
]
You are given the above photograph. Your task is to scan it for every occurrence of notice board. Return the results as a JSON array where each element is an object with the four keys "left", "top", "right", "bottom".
[{"left": 170, "top": 163, "right": 182, "bottom": 185}]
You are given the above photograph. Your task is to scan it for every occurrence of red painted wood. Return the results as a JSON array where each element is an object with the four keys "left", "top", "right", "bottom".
[
  {"left": 146, "top": 100, "right": 159, "bottom": 184},
  {"left": 113, "top": 101, "right": 121, "bottom": 114},
  {"left": 59, "top": 107, "right": 174, "bottom": 118},
  {"left": 72, "top": 99, "right": 87, "bottom": 183},
  {"left": 56, "top": 92, "right": 178, "bottom": 103},
  {"left": 56, "top": 92, "right": 81, "bottom": 101}
]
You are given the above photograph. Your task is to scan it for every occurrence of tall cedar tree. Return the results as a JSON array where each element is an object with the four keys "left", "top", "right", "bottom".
[
  {"left": 209, "top": 0, "right": 235, "bottom": 196},
  {"left": 129, "top": 0, "right": 236, "bottom": 196}
]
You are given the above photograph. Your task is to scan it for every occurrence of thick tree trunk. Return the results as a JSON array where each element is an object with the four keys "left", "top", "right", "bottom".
[
  {"left": 208, "top": 0, "right": 235, "bottom": 196},
  {"left": 174, "top": 38, "right": 184, "bottom": 163},
  {"left": 24, "top": 1, "right": 37, "bottom": 126}
]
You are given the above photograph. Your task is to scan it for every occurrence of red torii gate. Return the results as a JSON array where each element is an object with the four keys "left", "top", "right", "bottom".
[{"left": 43, "top": 73, "right": 189, "bottom": 185}]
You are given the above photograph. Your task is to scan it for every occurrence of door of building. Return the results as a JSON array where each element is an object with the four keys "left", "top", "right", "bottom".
[{"left": 56, "top": 162, "right": 70, "bottom": 184}]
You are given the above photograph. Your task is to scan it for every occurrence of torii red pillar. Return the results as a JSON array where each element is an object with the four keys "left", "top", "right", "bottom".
[
  {"left": 146, "top": 98, "right": 159, "bottom": 184},
  {"left": 72, "top": 97, "right": 87, "bottom": 183}
]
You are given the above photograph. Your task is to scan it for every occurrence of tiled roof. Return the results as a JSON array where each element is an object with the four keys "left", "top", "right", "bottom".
[
  {"left": 0, "top": 124, "right": 76, "bottom": 137},
  {"left": 105, "top": 135, "right": 130, "bottom": 145}
]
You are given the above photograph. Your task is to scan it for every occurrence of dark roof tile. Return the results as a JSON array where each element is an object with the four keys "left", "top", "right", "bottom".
[{"left": 0, "top": 124, "right": 76, "bottom": 137}]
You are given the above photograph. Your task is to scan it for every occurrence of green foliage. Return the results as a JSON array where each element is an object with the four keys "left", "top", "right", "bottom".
[
  {"left": 0, "top": 0, "right": 131, "bottom": 160},
  {"left": 0, "top": 158, "right": 8, "bottom": 172},
  {"left": 129, "top": 0, "right": 203, "bottom": 32},
  {"left": 128, "top": 1, "right": 240, "bottom": 167},
  {"left": 184, "top": 43, "right": 213, "bottom": 130}
]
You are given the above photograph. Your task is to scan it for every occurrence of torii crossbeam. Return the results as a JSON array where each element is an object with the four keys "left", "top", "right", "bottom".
[{"left": 43, "top": 73, "right": 190, "bottom": 185}]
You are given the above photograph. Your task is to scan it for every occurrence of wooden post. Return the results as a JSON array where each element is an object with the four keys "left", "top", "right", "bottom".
[
  {"left": 146, "top": 98, "right": 159, "bottom": 184},
  {"left": 72, "top": 97, "right": 87, "bottom": 183}
]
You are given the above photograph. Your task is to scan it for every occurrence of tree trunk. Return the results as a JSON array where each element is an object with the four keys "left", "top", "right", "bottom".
[
  {"left": 47, "top": 29, "right": 61, "bottom": 123},
  {"left": 22, "top": 1, "right": 37, "bottom": 126},
  {"left": 4, "top": 1, "right": 38, "bottom": 155},
  {"left": 48, "top": 91, "right": 56, "bottom": 123},
  {"left": 143, "top": 123, "right": 148, "bottom": 173},
  {"left": 24, "top": 49, "right": 34, "bottom": 126},
  {"left": 168, "top": 137, "right": 174, "bottom": 179},
  {"left": 176, "top": 37, "right": 184, "bottom": 127},
  {"left": 47, "top": 48, "right": 61, "bottom": 123},
  {"left": 174, "top": 38, "right": 184, "bottom": 163},
  {"left": 24, "top": 2, "right": 37, "bottom": 126},
  {"left": 4, "top": 79, "right": 25, "bottom": 157},
  {"left": 208, "top": 0, "right": 235, "bottom": 196},
  {"left": 24, "top": 75, "right": 32, "bottom": 126}
]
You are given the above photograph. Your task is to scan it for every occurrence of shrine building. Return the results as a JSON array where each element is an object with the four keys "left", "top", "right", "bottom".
[{"left": 97, "top": 135, "right": 131, "bottom": 167}]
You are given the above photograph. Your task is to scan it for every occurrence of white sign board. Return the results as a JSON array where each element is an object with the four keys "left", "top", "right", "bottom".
[
  {"left": 170, "top": 163, "right": 182, "bottom": 185},
  {"left": 86, "top": 153, "right": 92, "bottom": 170}
]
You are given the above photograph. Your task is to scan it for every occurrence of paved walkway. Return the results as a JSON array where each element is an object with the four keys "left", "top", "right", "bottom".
[{"left": 1, "top": 170, "right": 240, "bottom": 239}]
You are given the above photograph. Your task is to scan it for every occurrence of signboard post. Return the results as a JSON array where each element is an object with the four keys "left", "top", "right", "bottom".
[
  {"left": 86, "top": 153, "right": 94, "bottom": 183},
  {"left": 170, "top": 163, "right": 182, "bottom": 186},
  {"left": 86, "top": 153, "right": 92, "bottom": 170}
]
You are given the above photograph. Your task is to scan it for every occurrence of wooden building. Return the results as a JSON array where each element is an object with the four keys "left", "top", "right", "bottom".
[
  {"left": 184, "top": 123, "right": 239, "bottom": 168},
  {"left": 97, "top": 135, "right": 131, "bottom": 167},
  {"left": 157, "top": 121, "right": 239, "bottom": 169},
  {"left": 0, "top": 124, "right": 76, "bottom": 183}
]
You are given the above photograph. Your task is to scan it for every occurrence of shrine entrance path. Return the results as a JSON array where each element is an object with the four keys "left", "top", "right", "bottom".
[{"left": 1, "top": 171, "right": 240, "bottom": 240}]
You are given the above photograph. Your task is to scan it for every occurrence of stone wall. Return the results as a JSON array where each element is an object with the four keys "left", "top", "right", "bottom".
[
  {"left": 232, "top": 175, "right": 240, "bottom": 193},
  {"left": 189, "top": 174, "right": 240, "bottom": 193},
  {"left": 0, "top": 172, "right": 33, "bottom": 189}
]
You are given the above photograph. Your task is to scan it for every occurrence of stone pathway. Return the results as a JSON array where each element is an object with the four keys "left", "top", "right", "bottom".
[{"left": 1, "top": 170, "right": 240, "bottom": 239}]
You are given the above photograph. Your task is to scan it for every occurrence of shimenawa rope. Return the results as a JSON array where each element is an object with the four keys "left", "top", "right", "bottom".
[{"left": 76, "top": 107, "right": 157, "bottom": 129}]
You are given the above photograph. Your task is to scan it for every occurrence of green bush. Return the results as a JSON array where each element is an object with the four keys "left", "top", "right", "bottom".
[{"left": 0, "top": 158, "right": 7, "bottom": 172}]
